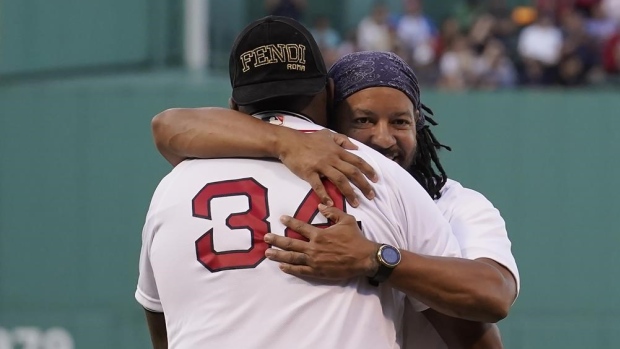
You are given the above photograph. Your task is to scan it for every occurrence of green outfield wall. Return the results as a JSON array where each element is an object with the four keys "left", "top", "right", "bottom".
[
  {"left": 0, "top": 0, "right": 617, "bottom": 348},
  {"left": 0, "top": 72, "right": 618, "bottom": 348}
]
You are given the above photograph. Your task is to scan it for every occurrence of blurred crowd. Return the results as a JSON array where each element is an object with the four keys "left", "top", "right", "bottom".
[{"left": 266, "top": 0, "right": 620, "bottom": 89}]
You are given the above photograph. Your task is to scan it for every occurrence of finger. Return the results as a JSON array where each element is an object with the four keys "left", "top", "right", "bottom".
[
  {"left": 307, "top": 173, "right": 334, "bottom": 207},
  {"left": 321, "top": 167, "right": 359, "bottom": 207},
  {"left": 264, "top": 232, "right": 309, "bottom": 252},
  {"left": 280, "top": 215, "right": 320, "bottom": 240},
  {"left": 333, "top": 161, "right": 376, "bottom": 201},
  {"left": 339, "top": 151, "right": 378, "bottom": 183},
  {"left": 278, "top": 263, "right": 319, "bottom": 278},
  {"left": 265, "top": 248, "right": 309, "bottom": 265},
  {"left": 332, "top": 133, "right": 358, "bottom": 150},
  {"left": 317, "top": 204, "right": 350, "bottom": 224}
]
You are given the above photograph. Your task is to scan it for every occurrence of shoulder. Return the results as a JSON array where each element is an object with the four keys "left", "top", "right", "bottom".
[
  {"left": 146, "top": 163, "right": 188, "bottom": 210},
  {"left": 435, "top": 178, "right": 508, "bottom": 234},
  {"left": 437, "top": 179, "right": 497, "bottom": 211},
  {"left": 437, "top": 180, "right": 519, "bottom": 292}
]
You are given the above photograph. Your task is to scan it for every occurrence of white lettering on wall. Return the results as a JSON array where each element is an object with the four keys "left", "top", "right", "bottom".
[{"left": 0, "top": 327, "right": 73, "bottom": 349}]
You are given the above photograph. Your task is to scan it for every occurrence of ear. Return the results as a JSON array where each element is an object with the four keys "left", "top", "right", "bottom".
[{"left": 228, "top": 98, "right": 239, "bottom": 111}]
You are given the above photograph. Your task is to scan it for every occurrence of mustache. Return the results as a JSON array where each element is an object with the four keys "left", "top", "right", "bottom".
[{"left": 371, "top": 146, "right": 402, "bottom": 159}]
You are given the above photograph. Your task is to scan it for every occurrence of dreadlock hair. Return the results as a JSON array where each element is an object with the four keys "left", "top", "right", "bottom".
[{"left": 408, "top": 103, "right": 451, "bottom": 200}]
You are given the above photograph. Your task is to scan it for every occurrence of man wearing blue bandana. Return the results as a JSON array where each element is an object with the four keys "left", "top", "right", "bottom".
[{"left": 151, "top": 50, "right": 518, "bottom": 349}]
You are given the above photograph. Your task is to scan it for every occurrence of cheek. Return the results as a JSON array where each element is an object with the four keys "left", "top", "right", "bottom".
[{"left": 397, "top": 134, "right": 417, "bottom": 155}]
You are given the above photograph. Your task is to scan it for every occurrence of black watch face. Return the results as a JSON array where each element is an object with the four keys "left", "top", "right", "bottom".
[{"left": 381, "top": 246, "right": 400, "bottom": 266}]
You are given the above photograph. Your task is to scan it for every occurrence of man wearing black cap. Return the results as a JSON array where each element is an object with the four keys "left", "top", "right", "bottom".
[
  {"left": 136, "top": 16, "right": 462, "bottom": 348},
  {"left": 229, "top": 16, "right": 329, "bottom": 110}
]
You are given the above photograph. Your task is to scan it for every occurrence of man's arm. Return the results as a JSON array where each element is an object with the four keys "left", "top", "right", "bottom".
[
  {"left": 152, "top": 107, "right": 282, "bottom": 166},
  {"left": 144, "top": 309, "right": 167, "bottom": 349},
  {"left": 151, "top": 107, "right": 377, "bottom": 206},
  {"left": 387, "top": 253, "right": 515, "bottom": 322},
  {"left": 422, "top": 309, "right": 504, "bottom": 349},
  {"left": 265, "top": 205, "right": 515, "bottom": 323}
]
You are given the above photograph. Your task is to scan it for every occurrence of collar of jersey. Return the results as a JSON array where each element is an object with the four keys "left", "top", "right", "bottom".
[{"left": 253, "top": 110, "right": 314, "bottom": 124}]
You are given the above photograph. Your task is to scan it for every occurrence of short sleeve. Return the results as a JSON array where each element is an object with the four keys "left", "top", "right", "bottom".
[
  {"left": 134, "top": 164, "right": 189, "bottom": 313},
  {"left": 438, "top": 184, "right": 520, "bottom": 295},
  {"left": 135, "top": 217, "right": 163, "bottom": 312}
]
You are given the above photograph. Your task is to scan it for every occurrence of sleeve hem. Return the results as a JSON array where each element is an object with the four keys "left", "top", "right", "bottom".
[
  {"left": 135, "top": 288, "right": 164, "bottom": 313},
  {"left": 407, "top": 298, "right": 430, "bottom": 313},
  {"left": 462, "top": 247, "right": 521, "bottom": 297}
]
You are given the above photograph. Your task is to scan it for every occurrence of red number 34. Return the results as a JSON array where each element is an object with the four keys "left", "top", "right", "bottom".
[{"left": 192, "top": 178, "right": 344, "bottom": 272}]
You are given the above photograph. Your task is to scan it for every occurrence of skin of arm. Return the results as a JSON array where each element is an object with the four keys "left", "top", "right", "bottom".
[
  {"left": 388, "top": 252, "right": 516, "bottom": 322},
  {"left": 151, "top": 107, "right": 377, "bottom": 206},
  {"left": 266, "top": 205, "right": 516, "bottom": 323},
  {"left": 152, "top": 107, "right": 284, "bottom": 166},
  {"left": 144, "top": 309, "right": 167, "bottom": 349},
  {"left": 422, "top": 308, "right": 504, "bottom": 349}
]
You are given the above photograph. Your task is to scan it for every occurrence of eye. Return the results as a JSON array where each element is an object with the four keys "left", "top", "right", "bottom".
[
  {"left": 392, "top": 119, "right": 413, "bottom": 127},
  {"left": 353, "top": 117, "right": 371, "bottom": 124}
]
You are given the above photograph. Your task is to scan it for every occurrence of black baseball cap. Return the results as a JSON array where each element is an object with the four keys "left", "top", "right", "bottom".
[{"left": 229, "top": 16, "right": 328, "bottom": 105}]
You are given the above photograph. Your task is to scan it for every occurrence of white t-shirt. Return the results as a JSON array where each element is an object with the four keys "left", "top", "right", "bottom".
[
  {"left": 402, "top": 179, "right": 520, "bottom": 349},
  {"left": 517, "top": 24, "right": 563, "bottom": 65},
  {"left": 135, "top": 114, "right": 462, "bottom": 349},
  {"left": 396, "top": 14, "right": 434, "bottom": 50}
]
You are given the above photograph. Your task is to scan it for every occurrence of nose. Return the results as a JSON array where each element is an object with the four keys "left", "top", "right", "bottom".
[{"left": 370, "top": 122, "right": 397, "bottom": 150}]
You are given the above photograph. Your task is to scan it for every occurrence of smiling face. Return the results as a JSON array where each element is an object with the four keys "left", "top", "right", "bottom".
[{"left": 334, "top": 87, "right": 417, "bottom": 169}]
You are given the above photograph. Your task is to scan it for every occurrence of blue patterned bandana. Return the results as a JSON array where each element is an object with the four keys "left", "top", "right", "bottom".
[{"left": 328, "top": 51, "right": 425, "bottom": 130}]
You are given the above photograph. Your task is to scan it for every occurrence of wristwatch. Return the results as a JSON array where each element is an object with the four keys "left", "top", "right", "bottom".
[{"left": 368, "top": 244, "right": 401, "bottom": 286}]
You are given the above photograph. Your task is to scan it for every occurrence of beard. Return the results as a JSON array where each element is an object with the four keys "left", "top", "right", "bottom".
[{"left": 373, "top": 147, "right": 415, "bottom": 170}]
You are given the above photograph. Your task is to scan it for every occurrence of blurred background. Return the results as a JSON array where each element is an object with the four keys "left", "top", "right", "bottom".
[{"left": 0, "top": 0, "right": 618, "bottom": 348}]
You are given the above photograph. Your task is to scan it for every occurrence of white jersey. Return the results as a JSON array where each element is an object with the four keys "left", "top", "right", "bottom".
[
  {"left": 135, "top": 114, "right": 462, "bottom": 349},
  {"left": 402, "top": 179, "right": 520, "bottom": 349}
]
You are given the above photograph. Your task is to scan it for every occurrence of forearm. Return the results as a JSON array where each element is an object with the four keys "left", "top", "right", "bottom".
[
  {"left": 424, "top": 309, "right": 504, "bottom": 349},
  {"left": 388, "top": 252, "right": 513, "bottom": 322},
  {"left": 151, "top": 107, "right": 287, "bottom": 166}
]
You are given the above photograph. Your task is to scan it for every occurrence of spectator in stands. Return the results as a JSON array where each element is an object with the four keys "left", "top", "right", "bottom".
[
  {"left": 477, "top": 39, "right": 517, "bottom": 89},
  {"left": 585, "top": 3, "right": 618, "bottom": 43},
  {"left": 435, "top": 17, "right": 462, "bottom": 60},
  {"left": 336, "top": 29, "right": 360, "bottom": 60},
  {"left": 396, "top": 0, "right": 437, "bottom": 66},
  {"left": 517, "top": 13, "right": 563, "bottom": 85},
  {"left": 558, "top": 9, "right": 599, "bottom": 85},
  {"left": 357, "top": 1, "right": 394, "bottom": 52},
  {"left": 486, "top": 0, "right": 519, "bottom": 60},
  {"left": 574, "top": 0, "right": 601, "bottom": 17},
  {"left": 265, "top": 0, "right": 306, "bottom": 22},
  {"left": 535, "top": 0, "right": 574, "bottom": 21},
  {"left": 310, "top": 0, "right": 615, "bottom": 88},
  {"left": 468, "top": 13, "right": 496, "bottom": 54},
  {"left": 557, "top": 54, "right": 588, "bottom": 85},
  {"left": 438, "top": 35, "right": 478, "bottom": 90},
  {"left": 310, "top": 15, "right": 341, "bottom": 68}
]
